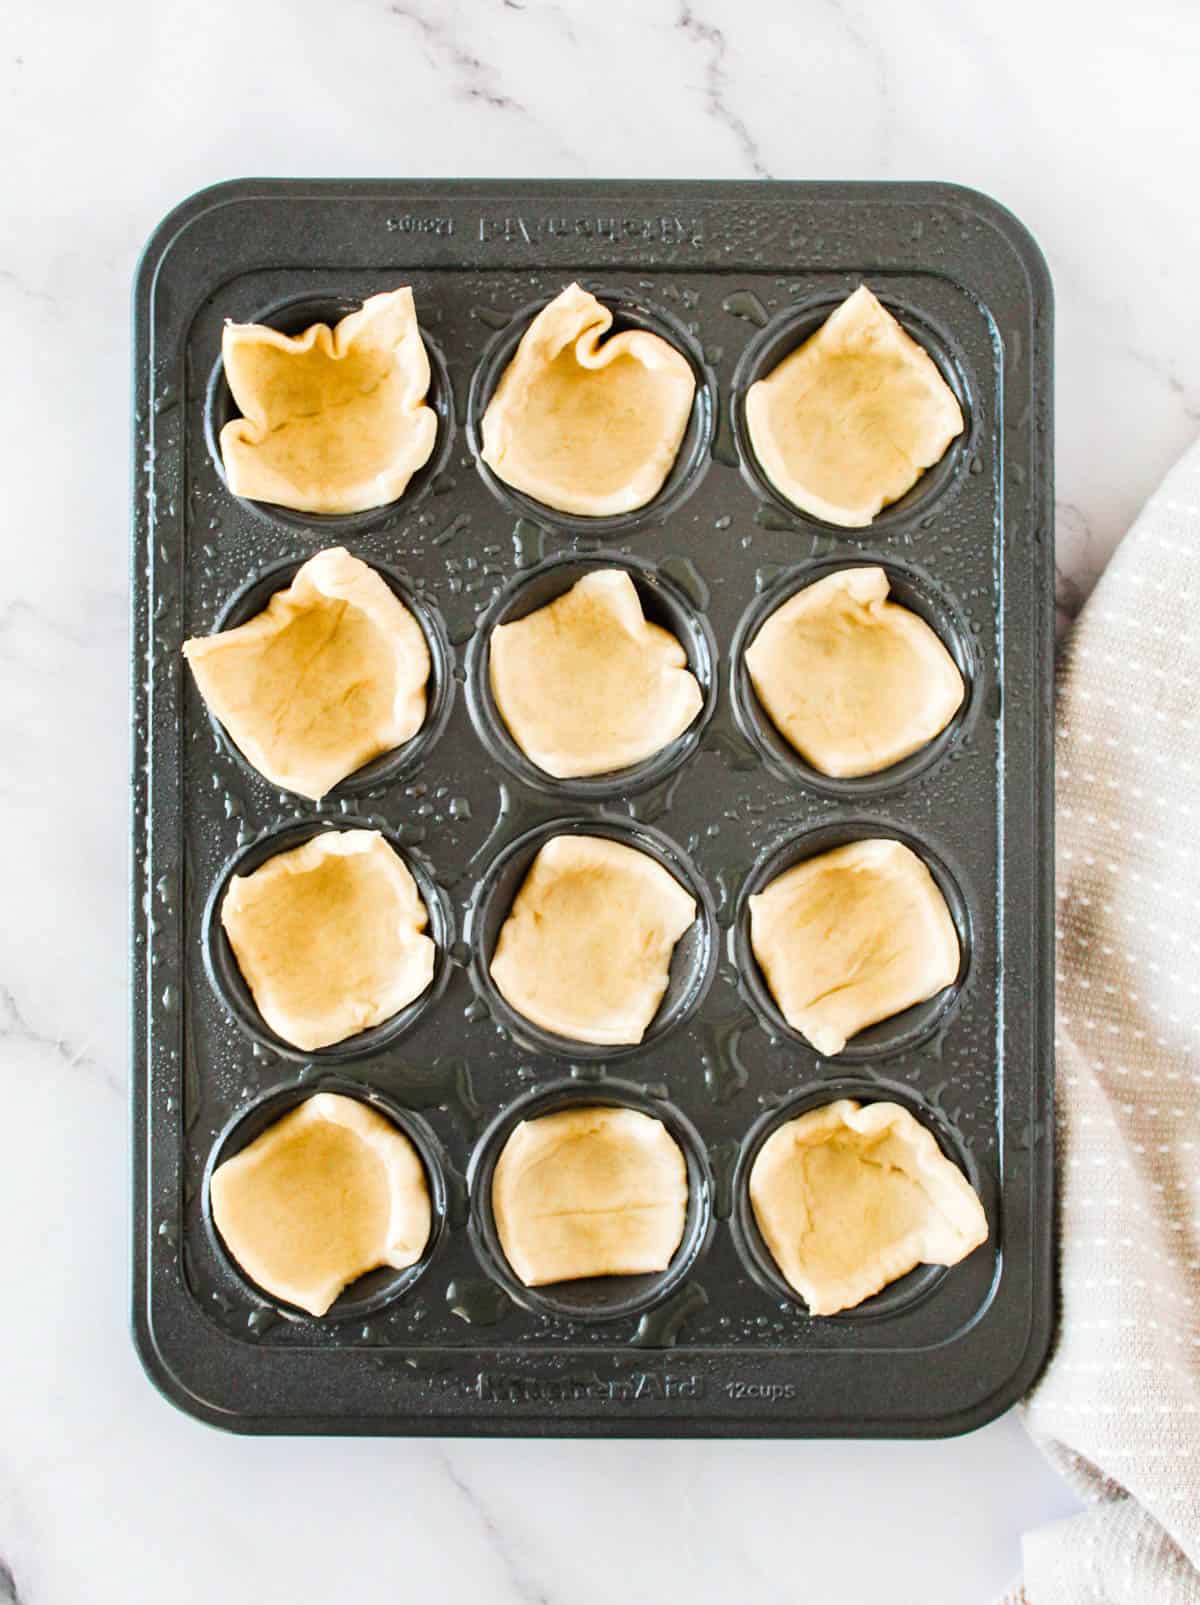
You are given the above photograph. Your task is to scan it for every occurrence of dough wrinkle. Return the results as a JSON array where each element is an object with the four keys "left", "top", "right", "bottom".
[
  {"left": 210, "top": 1092, "right": 432, "bottom": 1316},
  {"left": 489, "top": 834, "right": 696, "bottom": 1045},
  {"left": 744, "top": 286, "right": 963, "bottom": 527},
  {"left": 220, "top": 829, "right": 435, "bottom": 1051},
  {"left": 489, "top": 568, "right": 702, "bottom": 778},
  {"left": 219, "top": 287, "right": 436, "bottom": 514},
  {"left": 183, "top": 548, "right": 430, "bottom": 799},
  {"left": 744, "top": 567, "right": 964, "bottom": 778},
  {"left": 749, "top": 1099, "right": 987, "bottom": 1313},
  {"left": 491, "top": 1105, "right": 688, "bottom": 1286},
  {"left": 748, "top": 838, "right": 959, "bottom": 1054},
  {"left": 480, "top": 284, "right": 696, "bottom": 517}
]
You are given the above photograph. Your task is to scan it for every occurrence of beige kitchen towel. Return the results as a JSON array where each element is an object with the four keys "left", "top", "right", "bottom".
[{"left": 1004, "top": 438, "right": 1200, "bottom": 1602}]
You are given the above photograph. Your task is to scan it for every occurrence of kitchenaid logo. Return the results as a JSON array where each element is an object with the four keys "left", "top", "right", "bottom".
[
  {"left": 426, "top": 1368, "right": 705, "bottom": 1405},
  {"left": 478, "top": 213, "right": 705, "bottom": 247}
]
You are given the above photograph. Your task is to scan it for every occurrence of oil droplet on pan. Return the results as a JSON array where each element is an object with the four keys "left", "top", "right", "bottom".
[
  {"left": 754, "top": 504, "right": 801, "bottom": 534},
  {"left": 721, "top": 290, "right": 769, "bottom": 327},
  {"left": 631, "top": 1281, "right": 708, "bottom": 1347},
  {"left": 446, "top": 1277, "right": 512, "bottom": 1326},
  {"left": 473, "top": 305, "right": 512, "bottom": 330},
  {"left": 700, "top": 1007, "right": 756, "bottom": 1103},
  {"left": 658, "top": 554, "right": 710, "bottom": 610},
  {"left": 511, "top": 518, "right": 545, "bottom": 569}
]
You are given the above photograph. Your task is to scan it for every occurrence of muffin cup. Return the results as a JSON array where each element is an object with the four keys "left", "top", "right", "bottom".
[
  {"left": 733, "top": 818, "right": 972, "bottom": 1061},
  {"left": 467, "top": 1077, "right": 714, "bottom": 1323},
  {"left": 729, "top": 1073, "right": 984, "bottom": 1320},
  {"left": 730, "top": 289, "right": 974, "bottom": 535},
  {"left": 197, "top": 553, "right": 455, "bottom": 800},
  {"left": 201, "top": 1072, "right": 448, "bottom": 1323},
  {"left": 202, "top": 816, "right": 455, "bottom": 1064},
  {"left": 465, "top": 550, "right": 717, "bottom": 801},
  {"left": 465, "top": 815, "right": 718, "bottom": 1062},
  {"left": 465, "top": 284, "right": 716, "bottom": 536},
  {"left": 204, "top": 290, "right": 456, "bottom": 534},
  {"left": 729, "top": 555, "right": 979, "bottom": 799}
]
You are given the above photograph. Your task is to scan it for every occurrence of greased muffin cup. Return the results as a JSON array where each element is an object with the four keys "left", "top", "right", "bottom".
[
  {"left": 733, "top": 818, "right": 973, "bottom": 1062},
  {"left": 467, "top": 1077, "right": 715, "bottom": 1323},
  {"left": 729, "top": 555, "right": 980, "bottom": 799},
  {"left": 202, "top": 1073, "right": 449, "bottom": 1323},
  {"left": 465, "top": 283, "right": 717, "bottom": 537},
  {"left": 465, "top": 550, "right": 717, "bottom": 801},
  {"left": 464, "top": 815, "right": 719, "bottom": 1062},
  {"left": 729, "top": 289, "right": 975, "bottom": 535},
  {"left": 204, "top": 290, "right": 456, "bottom": 536},
  {"left": 202, "top": 816, "right": 456, "bottom": 1065},
  {"left": 134, "top": 180, "right": 1054, "bottom": 1438},
  {"left": 196, "top": 554, "right": 456, "bottom": 799},
  {"left": 728, "top": 1074, "right": 983, "bottom": 1320}
]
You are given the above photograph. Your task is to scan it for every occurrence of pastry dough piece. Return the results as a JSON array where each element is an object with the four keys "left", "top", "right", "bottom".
[
  {"left": 744, "top": 566, "right": 964, "bottom": 777},
  {"left": 492, "top": 1106, "right": 688, "bottom": 1286},
  {"left": 489, "top": 834, "right": 696, "bottom": 1045},
  {"left": 479, "top": 283, "right": 696, "bottom": 516},
  {"left": 210, "top": 1092, "right": 432, "bottom": 1316},
  {"left": 744, "top": 285, "right": 964, "bottom": 527},
  {"left": 221, "top": 830, "right": 435, "bottom": 1052},
  {"left": 749, "top": 1099, "right": 987, "bottom": 1315},
  {"left": 489, "top": 569, "right": 703, "bottom": 778},
  {"left": 748, "top": 838, "right": 960, "bottom": 1056},
  {"left": 219, "top": 287, "right": 437, "bottom": 514},
  {"left": 184, "top": 547, "right": 430, "bottom": 800}
]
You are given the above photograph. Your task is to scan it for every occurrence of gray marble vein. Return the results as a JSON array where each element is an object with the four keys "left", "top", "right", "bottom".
[
  {"left": 437, "top": 1450, "right": 552, "bottom": 1605},
  {"left": 816, "top": 0, "right": 894, "bottom": 164},
  {"left": 389, "top": 1, "right": 523, "bottom": 112},
  {"left": 676, "top": 5, "right": 772, "bottom": 179},
  {"left": 0, "top": 985, "right": 120, "bottom": 1095},
  {"left": 1120, "top": 342, "right": 1200, "bottom": 427},
  {"left": 0, "top": 267, "right": 56, "bottom": 308}
]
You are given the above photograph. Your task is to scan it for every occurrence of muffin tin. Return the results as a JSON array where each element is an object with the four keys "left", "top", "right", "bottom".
[{"left": 131, "top": 179, "right": 1054, "bottom": 1436}]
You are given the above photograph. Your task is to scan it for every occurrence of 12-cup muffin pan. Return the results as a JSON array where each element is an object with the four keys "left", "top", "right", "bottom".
[{"left": 131, "top": 180, "right": 1054, "bottom": 1436}]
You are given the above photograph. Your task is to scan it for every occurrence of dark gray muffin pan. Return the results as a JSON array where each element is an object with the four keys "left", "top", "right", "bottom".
[{"left": 131, "top": 180, "right": 1054, "bottom": 1436}]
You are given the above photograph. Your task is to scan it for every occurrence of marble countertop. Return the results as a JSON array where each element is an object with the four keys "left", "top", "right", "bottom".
[{"left": 5, "top": 1, "right": 1199, "bottom": 1600}]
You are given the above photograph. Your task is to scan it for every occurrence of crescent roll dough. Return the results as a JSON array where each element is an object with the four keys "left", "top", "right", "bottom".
[
  {"left": 219, "top": 287, "right": 437, "bottom": 514},
  {"left": 210, "top": 1092, "right": 432, "bottom": 1316},
  {"left": 489, "top": 834, "right": 697, "bottom": 1046},
  {"left": 745, "top": 285, "right": 964, "bottom": 527},
  {"left": 184, "top": 547, "right": 430, "bottom": 800},
  {"left": 489, "top": 569, "right": 703, "bottom": 778},
  {"left": 221, "top": 830, "right": 435, "bottom": 1052},
  {"left": 492, "top": 1105, "right": 688, "bottom": 1286},
  {"left": 744, "top": 566, "right": 964, "bottom": 777},
  {"left": 749, "top": 1099, "right": 987, "bottom": 1315},
  {"left": 480, "top": 283, "right": 696, "bottom": 516},
  {"left": 748, "top": 838, "right": 960, "bottom": 1056}
]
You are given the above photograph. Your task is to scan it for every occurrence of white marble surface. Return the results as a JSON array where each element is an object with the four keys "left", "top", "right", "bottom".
[{"left": 4, "top": 0, "right": 1199, "bottom": 1600}]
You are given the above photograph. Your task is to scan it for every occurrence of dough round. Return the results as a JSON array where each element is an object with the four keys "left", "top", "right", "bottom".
[
  {"left": 748, "top": 1099, "right": 987, "bottom": 1315},
  {"left": 221, "top": 829, "right": 436, "bottom": 1052},
  {"left": 210, "top": 1092, "right": 432, "bottom": 1317},
  {"left": 219, "top": 287, "right": 437, "bottom": 514},
  {"left": 744, "top": 566, "right": 965, "bottom": 777},
  {"left": 489, "top": 569, "right": 703, "bottom": 778},
  {"left": 492, "top": 1105, "right": 688, "bottom": 1286},
  {"left": 479, "top": 283, "right": 696, "bottom": 516},
  {"left": 184, "top": 547, "right": 431, "bottom": 800},
  {"left": 488, "top": 833, "right": 697, "bottom": 1046},
  {"left": 744, "top": 285, "right": 964, "bottom": 527},
  {"left": 748, "top": 838, "right": 960, "bottom": 1056}
]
